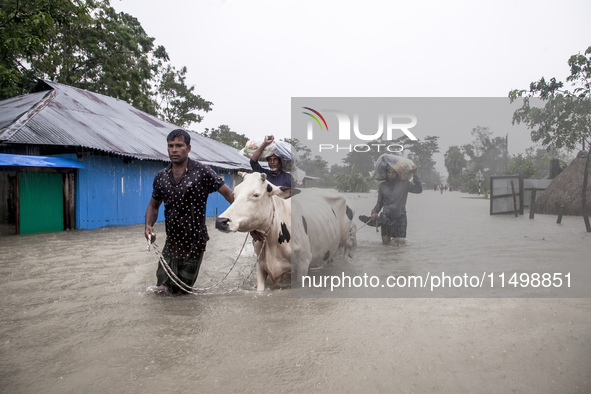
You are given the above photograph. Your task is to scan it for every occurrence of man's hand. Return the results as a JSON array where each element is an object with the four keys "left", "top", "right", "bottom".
[
  {"left": 250, "top": 230, "right": 266, "bottom": 242},
  {"left": 262, "top": 135, "right": 274, "bottom": 146},
  {"left": 145, "top": 227, "right": 156, "bottom": 242},
  {"left": 252, "top": 135, "right": 275, "bottom": 162},
  {"left": 371, "top": 213, "right": 378, "bottom": 221}
]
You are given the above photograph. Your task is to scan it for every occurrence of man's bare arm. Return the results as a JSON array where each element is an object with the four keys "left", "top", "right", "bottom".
[
  {"left": 145, "top": 197, "right": 162, "bottom": 241},
  {"left": 218, "top": 184, "right": 234, "bottom": 204}
]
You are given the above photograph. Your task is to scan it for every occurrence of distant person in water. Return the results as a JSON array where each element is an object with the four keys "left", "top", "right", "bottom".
[{"left": 370, "top": 165, "right": 422, "bottom": 245}]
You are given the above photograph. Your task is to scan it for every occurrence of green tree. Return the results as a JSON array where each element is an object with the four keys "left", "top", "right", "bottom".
[
  {"left": 335, "top": 167, "right": 371, "bottom": 193},
  {"left": 283, "top": 138, "right": 330, "bottom": 180},
  {"left": 524, "top": 147, "right": 570, "bottom": 179},
  {"left": 509, "top": 46, "right": 591, "bottom": 231},
  {"left": 444, "top": 145, "right": 466, "bottom": 176},
  {"left": 444, "top": 145, "right": 467, "bottom": 189},
  {"left": 503, "top": 153, "right": 537, "bottom": 178},
  {"left": 203, "top": 125, "right": 248, "bottom": 150},
  {"left": 0, "top": 0, "right": 90, "bottom": 98},
  {"left": 154, "top": 63, "right": 212, "bottom": 127},
  {"left": 1, "top": 0, "right": 211, "bottom": 126},
  {"left": 283, "top": 138, "right": 311, "bottom": 161},
  {"left": 341, "top": 151, "right": 375, "bottom": 177},
  {"left": 462, "top": 127, "right": 507, "bottom": 175},
  {"left": 509, "top": 49, "right": 591, "bottom": 152},
  {"left": 403, "top": 135, "right": 440, "bottom": 185},
  {"left": 302, "top": 155, "right": 329, "bottom": 178},
  {"left": 340, "top": 140, "right": 384, "bottom": 177}
]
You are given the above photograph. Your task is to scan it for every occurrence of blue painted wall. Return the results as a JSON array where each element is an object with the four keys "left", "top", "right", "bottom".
[
  {"left": 75, "top": 155, "right": 232, "bottom": 230},
  {"left": 206, "top": 173, "right": 232, "bottom": 217}
]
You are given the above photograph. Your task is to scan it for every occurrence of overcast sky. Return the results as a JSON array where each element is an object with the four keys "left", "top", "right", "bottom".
[{"left": 113, "top": 0, "right": 590, "bottom": 168}]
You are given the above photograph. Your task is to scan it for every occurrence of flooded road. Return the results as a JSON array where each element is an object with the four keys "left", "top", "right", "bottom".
[{"left": 1, "top": 190, "right": 590, "bottom": 393}]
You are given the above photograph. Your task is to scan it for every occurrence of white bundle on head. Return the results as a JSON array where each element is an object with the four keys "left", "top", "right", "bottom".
[
  {"left": 241, "top": 139, "right": 301, "bottom": 172},
  {"left": 374, "top": 154, "right": 415, "bottom": 181}
]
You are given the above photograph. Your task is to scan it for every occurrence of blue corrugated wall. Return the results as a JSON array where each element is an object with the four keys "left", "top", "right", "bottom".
[
  {"left": 76, "top": 155, "right": 232, "bottom": 230},
  {"left": 206, "top": 173, "right": 232, "bottom": 217}
]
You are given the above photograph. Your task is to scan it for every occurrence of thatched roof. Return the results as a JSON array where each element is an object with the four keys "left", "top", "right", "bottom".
[{"left": 535, "top": 151, "right": 591, "bottom": 216}]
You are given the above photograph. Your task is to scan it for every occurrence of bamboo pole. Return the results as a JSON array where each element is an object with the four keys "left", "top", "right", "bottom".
[
  {"left": 557, "top": 204, "right": 565, "bottom": 224},
  {"left": 529, "top": 189, "right": 537, "bottom": 219},
  {"left": 510, "top": 180, "right": 518, "bottom": 217}
]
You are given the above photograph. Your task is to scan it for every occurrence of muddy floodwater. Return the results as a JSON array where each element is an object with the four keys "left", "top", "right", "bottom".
[{"left": 1, "top": 190, "right": 590, "bottom": 393}]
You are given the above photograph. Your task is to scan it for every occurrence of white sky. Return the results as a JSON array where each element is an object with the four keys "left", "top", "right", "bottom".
[{"left": 113, "top": 0, "right": 590, "bottom": 169}]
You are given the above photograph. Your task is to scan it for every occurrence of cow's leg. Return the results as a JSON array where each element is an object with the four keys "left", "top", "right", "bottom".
[
  {"left": 291, "top": 247, "right": 312, "bottom": 287},
  {"left": 343, "top": 223, "right": 357, "bottom": 259},
  {"left": 342, "top": 245, "right": 351, "bottom": 260},
  {"left": 294, "top": 261, "right": 310, "bottom": 287},
  {"left": 253, "top": 240, "right": 268, "bottom": 291}
]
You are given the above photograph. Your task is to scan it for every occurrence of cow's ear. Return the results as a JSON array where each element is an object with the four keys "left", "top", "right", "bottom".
[
  {"left": 260, "top": 173, "right": 267, "bottom": 182},
  {"left": 276, "top": 187, "right": 300, "bottom": 199},
  {"left": 266, "top": 183, "right": 286, "bottom": 197}
]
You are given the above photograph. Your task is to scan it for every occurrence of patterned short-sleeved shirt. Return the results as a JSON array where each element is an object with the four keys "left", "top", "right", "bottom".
[{"left": 152, "top": 159, "right": 225, "bottom": 259}]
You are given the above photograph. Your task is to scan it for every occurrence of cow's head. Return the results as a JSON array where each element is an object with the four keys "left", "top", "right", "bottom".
[{"left": 215, "top": 172, "right": 290, "bottom": 233}]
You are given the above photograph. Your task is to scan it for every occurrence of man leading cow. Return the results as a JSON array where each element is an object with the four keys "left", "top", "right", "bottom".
[{"left": 145, "top": 129, "right": 234, "bottom": 295}]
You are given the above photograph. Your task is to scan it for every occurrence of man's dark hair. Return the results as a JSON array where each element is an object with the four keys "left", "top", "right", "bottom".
[{"left": 167, "top": 129, "right": 191, "bottom": 146}]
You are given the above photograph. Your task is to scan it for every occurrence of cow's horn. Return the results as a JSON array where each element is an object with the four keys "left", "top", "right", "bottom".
[{"left": 238, "top": 171, "right": 247, "bottom": 179}]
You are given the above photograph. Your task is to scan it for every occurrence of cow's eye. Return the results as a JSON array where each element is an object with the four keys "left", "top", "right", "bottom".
[{"left": 253, "top": 193, "right": 260, "bottom": 198}]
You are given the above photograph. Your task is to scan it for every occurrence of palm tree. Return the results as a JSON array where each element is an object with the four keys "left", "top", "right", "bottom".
[{"left": 444, "top": 145, "right": 467, "bottom": 177}]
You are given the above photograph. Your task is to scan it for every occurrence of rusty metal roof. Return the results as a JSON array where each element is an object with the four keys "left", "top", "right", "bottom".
[{"left": 0, "top": 80, "right": 251, "bottom": 170}]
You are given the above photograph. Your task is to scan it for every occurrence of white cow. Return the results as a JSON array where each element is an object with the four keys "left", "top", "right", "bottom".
[{"left": 216, "top": 172, "right": 356, "bottom": 291}]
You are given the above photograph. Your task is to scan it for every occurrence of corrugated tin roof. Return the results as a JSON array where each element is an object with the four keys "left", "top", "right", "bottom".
[{"left": 0, "top": 80, "right": 251, "bottom": 170}]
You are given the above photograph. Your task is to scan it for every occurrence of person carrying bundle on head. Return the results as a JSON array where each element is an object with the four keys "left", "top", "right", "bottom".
[
  {"left": 249, "top": 135, "right": 295, "bottom": 189},
  {"left": 359, "top": 154, "right": 422, "bottom": 245}
]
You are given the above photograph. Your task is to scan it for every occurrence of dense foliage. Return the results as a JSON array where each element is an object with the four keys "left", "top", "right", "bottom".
[
  {"left": 509, "top": 45, "right": 591, "bottom": 230},
  {"left": 1, "top": 0, "right": 210, "bottom": 127},
  {"left": 509, "top": 46, "right": 591, "bottom": 153},
  {"left": 203, "top": 125, "right": 249, "bottom": 150}
]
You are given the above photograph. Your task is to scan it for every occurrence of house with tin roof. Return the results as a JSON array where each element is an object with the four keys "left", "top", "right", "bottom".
[{"left": 0, "top": 80, "right": 250, "bottom": 235}]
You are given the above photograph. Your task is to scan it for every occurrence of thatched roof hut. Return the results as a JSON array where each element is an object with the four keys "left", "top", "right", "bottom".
[{"left": 535, "top": 151, "right": 591, "bottom": 216}]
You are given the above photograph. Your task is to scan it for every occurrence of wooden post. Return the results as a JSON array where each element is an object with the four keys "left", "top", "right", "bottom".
[
  {"left": 15, "top": 171, "right": 20, "bottom": 235},
  {"left": 510, "top": 180, "right": 518, "bottom": 217},
  {"left": 62, "top": 173, "right": 70, "bottom": 230},
  {"left": 557, "top": 204, "right": 565, "bottom": 224},
  {"left": 529, "top": 189, "right": 537, "bottom": 219}
]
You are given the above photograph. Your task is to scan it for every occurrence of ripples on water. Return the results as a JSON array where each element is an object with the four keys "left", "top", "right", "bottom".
[{"left": 0, "top": 191, "right": 590, "bottom": 392}]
